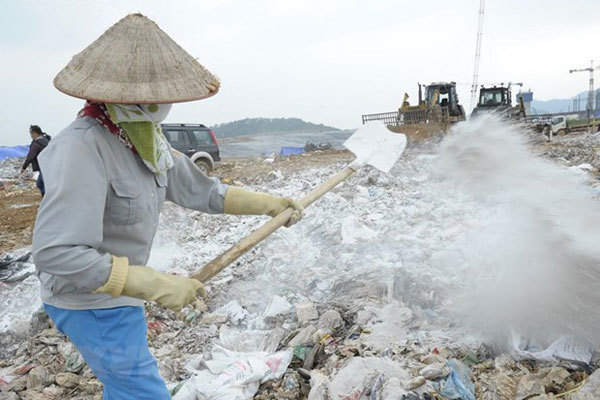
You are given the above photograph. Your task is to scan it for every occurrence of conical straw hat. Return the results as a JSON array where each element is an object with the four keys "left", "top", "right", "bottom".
[{"left": 54, "top": 13, "right": 220, "bottom": 104}]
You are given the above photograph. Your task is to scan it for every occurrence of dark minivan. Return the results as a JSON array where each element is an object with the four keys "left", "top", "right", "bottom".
[{"left": 161, "top": 123, "right": 220, "bottom": 174}]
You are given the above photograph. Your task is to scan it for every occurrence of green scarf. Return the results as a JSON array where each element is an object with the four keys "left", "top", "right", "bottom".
[{"left": 106, "top": 103, "right": 174, "bottom": 175}]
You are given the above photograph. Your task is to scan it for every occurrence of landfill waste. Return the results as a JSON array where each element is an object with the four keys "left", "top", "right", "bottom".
[
  {"left": 304, "top": 142, "right": 333, "bottom": 152},
  {"left": 1, "top": 117, "right": 600, "bottom": 399},
  {"left": 0, "top": 157, "right": 26, "bottom": 183},
  {"left": 435, "top": 359, "right": 476, "bottom": 400},
  {"left": 172, "top": 346, "right": 293, "bottom": 399},
  {"left": 511, "top": 333, "right": 594, "bottom": 366}
]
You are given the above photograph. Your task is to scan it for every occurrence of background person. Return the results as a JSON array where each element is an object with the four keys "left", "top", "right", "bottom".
[{"left": 21, "top": 124, "right": 50, "bottom": 195}]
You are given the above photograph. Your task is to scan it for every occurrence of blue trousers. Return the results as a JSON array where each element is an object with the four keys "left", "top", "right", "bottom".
[
  {"left": 44, "top": 304, "right": 171, "bottom": 400},
  {"left": 36, "top": 172, "right": 45, "bottom": 196}
]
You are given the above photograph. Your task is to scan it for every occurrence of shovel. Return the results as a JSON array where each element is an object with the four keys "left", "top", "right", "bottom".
[{"left": 191, "top": 122, "right": 407, "bottom": 282}]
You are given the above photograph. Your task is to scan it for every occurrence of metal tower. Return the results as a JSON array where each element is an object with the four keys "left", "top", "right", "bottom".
[
  {"left": 470, "top": 0, "right": 485, "bottom": 111},
  {"left": 570, "top": 60, "right": 600, "bottom": 132}
]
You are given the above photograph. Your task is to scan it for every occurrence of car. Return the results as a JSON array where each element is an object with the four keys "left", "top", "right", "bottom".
[{"left": 161, "top": 123, "right": 220, "bottom": 174}]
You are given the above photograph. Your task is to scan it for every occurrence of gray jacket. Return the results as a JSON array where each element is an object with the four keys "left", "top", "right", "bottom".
[{"left": 33, "top": 116, "right": 227, "bottom": 310}]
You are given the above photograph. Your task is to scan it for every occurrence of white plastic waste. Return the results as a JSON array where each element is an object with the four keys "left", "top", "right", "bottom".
[{"left": 173, "top": 346, "right": 292, "bottom": 400}]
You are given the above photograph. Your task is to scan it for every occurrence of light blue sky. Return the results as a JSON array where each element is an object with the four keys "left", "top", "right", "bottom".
[{"left": 1, "top": 0, "right": 599, "bottom": 145}]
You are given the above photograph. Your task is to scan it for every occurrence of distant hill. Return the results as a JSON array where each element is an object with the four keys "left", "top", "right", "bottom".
[
  {"left": 211, "top": 117, "right": 340, "bottom": 139},
  {"left": 531, "top": 90, "right": 598, "bottom": 114}
]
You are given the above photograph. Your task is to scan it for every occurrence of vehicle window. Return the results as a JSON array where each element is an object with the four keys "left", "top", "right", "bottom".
[
  {"left": 481, "top": 91, "right": 502, "bottom": 105},
  {"left": 551, "top": 117, "right": 564, "bottom": 125},
  {"left": 192, "top": 130, "right": 213, "bottom": 145},
  {"left": 163, "top": 130, "right": 190, "bottom": 146}
]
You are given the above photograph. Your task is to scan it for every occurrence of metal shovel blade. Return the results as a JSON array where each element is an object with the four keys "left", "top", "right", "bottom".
[{"left": 343, "top": 121, "right": 407, "bottom": 173}]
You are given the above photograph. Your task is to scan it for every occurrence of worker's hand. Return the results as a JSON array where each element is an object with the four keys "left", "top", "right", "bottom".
[
  {"left": 277, "top": 197, "right": 303, "bottom": 227},
  {"left": 94, "top": 256, "right": 205, "bottom": 311},
  {"left": 223, "top": 186, "right": 303, "bottom": 227},
  {"left": 19, "top": 169, "right": 26, "bottom": 175}
]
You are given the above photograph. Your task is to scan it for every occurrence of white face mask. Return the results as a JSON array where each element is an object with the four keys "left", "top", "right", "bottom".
[
  {"left": 139, "top": 104, "right": 172, "bottom": 123},
  {"left": 107, "top": 103, "right": 172, "bottom": 124}
]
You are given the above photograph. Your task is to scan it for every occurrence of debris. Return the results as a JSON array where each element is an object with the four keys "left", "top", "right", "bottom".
[
  {"left": 55, "top": 372, "right": 80, "bottom": 388},
  {"left": 340, "top": 215, "right": 378, "bottom": 245},
  {"left": 571, "top": 369, "right": 600, "bottom": 399},
  {"left": 1, "top": 131, "right": 600, "bottom": 399},
  {"left": 516, "top": 372, "right": 546, "bottom": 399},
  {"left": 263, "top": 295, "right": 293, "bottom": 318},
  {"left": 511, "top": 334, "right": 595, "bottom": 366},
  {"left": 25, "top": 366, "right": 50, "bottom": 390},
  {"left": 64, "top": 351, "right": 85, "bottom": 373},
  {"left": 317, "top": 310, "right": 343, "bottom": 331},
  {"left": 302, "top": 343, "right": 323, "bottom": 370},
  {"left": 419, "top": 363, "right": 449, "bottom": 380},
  {"left": 322, "top": 357, "right": 410, "bottom": 400},
  {"left": 293, "top": 345, "right": 312, "bottom": 361},
  {"left": 296, "top": 301, "right": 319, "bottom": 324},
  {"left": 288, "top": 325, "right": 317, "bottom": 347},
  {"left": 172, "top": 346, "right": 293, "bottom": 400},
  {"left": 436, "top": 359, "right": 476, "bottom": 400},
  {"left": 214, "top": 300, "right": 249, "bottom": 325},
  {"left": 404, "top": 376, "right": 426, "bottom": 390},
  {"left": 218, "top": 325, "right": 284, "bottom": 354}
]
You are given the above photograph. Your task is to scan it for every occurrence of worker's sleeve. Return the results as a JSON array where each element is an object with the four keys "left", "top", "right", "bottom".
[
  {"left": 165, "top": 151, "right": 228, "bottom": 214},
  {"left": 32, "top": 133, "right": 111, "bottom": 294},
  {"left": 21, "top": 141, "right": 41, "bottom": 170}
]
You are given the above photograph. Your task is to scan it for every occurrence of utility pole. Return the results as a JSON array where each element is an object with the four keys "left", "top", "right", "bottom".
[
  {"left": 470, "top": 0, "right": 485, "bottom": 112},
  {"left": 569, "top": 60, "right": 600, "bottom": 133}
]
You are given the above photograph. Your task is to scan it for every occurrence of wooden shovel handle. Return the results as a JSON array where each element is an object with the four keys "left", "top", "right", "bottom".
[{"left": 191, "top": 166, "right": 356, "bottom": 282}]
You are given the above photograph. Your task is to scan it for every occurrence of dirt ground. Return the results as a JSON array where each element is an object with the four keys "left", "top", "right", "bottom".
[
  {"left": 217, "top": 149, "right": 353, "bottom": 182},
  {"left": 0, "top": 150, "right": 354, "bottom": 254},
  {"left": 0, "top": 181, "right": 40, "bottom": 252}
]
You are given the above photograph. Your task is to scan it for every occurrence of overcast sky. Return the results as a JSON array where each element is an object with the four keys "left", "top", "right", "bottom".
[{"left": 1, "top": 0, "right": 599, "bottom": 145}]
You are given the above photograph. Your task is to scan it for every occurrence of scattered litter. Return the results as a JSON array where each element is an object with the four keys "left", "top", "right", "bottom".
[
  {"left": 172, "top": 346, "right": 293, "bottom": 400},
  {"left": 511, "top": 333, "right": 595, "bottom": 365},
  {"left": 295, "top": 301, "right": 318, "bottom": 324},
  {"left": 340, "top": 215, "right": 378, "bottom": 244},
  {"left": 316, "top": 357, "right": 411, "bottom": 400},
  {"left": 419, "top": 363, "right": 449, "bottom": 380},
  {"left": 263, "top": 295, "right": 293, "bottom": 318},
  {"left": 215, "top": 300, "right": 250, "bottom": 325},
  {"left": 2, "top": 121, "right": 600, "bottom": 399},
  {"left": 436, "top": 359, "right": 476, "bottom": 400}
]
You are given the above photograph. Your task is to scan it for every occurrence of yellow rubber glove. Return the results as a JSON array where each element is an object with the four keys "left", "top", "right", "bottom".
[
  {"left": 224, "top": 186, "right": 303, "bottom": 227},
  {"left": 94, "top": 256, "right": 205, "bottom": 311}
]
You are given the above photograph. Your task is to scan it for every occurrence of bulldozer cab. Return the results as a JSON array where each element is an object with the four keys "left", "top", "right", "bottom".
[
  {"left": 478, "top": 86, "right": 511, "bottom": 107},
  {"left": 424, "top": 82, "right": 463, "bottom": 117}
]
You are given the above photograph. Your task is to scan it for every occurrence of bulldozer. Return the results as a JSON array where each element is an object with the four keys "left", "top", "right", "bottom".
[
  {"left": 362, "top": 81, "right": 466, "bottom": 127},
  {"left": 361, "top": 81, "right": 466, "bottom": 142},
  {"left": 470, "top": 83, "right": 526, "bottom": 119},
  {"left": 398, "top": 82, "right": 466, "bottom": 124}
]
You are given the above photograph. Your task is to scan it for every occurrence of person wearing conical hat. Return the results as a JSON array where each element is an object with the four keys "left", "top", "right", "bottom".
[{"left": 32, "top": 13, "right": 302, "bottom": 399}]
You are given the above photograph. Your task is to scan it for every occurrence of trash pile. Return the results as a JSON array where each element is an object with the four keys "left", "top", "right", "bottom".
[
  {"left": 0, "top": 157, "right": 26, "bottom": 184},
  {"left": 536, "top": 132, "right": 600, "bottom": 179},
  {"left": 1, "top": 117, "right": 600, "bottom": 399}
]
